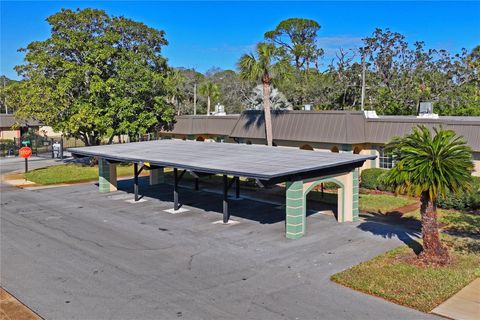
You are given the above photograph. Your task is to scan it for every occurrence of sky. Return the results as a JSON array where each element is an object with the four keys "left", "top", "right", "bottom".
[{"left": 1, "top": 1, "right": 479, "bottom": 80}]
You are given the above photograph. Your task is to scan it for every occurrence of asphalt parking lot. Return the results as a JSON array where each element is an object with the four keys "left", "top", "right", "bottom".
[{"left": 1, "top": 170, "right": 438, "bottom": 319}]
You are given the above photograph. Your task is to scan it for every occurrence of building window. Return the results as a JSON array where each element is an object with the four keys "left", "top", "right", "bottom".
[{"left": 379, "top": 147, "right": 394, "bottom": 169}]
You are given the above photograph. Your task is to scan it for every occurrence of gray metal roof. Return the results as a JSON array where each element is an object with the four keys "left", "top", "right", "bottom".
[
  {"left": 162, "top": 111, "right": 480, "bottom": 151},
  {"left": 0, "top": 114, "right": 43, "bottom": 128},
  {"left": 230, "top": 111, "right": 366, "bottom": 144},
  {"left": 365, "top": 117, "right": 480, "bottom": 151},
  {"left": 69, "top": 140, "right": 374, "bottom": 181}
]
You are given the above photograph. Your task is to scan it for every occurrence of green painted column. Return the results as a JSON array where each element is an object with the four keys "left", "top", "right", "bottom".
[
  {"left": 352, "top": 168, "right": 360, "bottom": 221},
  {"left": 286, "top": 180, "right": 306, "bottom": 239},
  {"left": 98, "top": 158, "right": 117, "bottom": 193}
]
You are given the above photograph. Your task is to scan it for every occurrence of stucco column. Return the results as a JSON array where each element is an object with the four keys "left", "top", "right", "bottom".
[
  {"left": 352, "top": 168, "right": 360, "bottom": 221},
  {"left": 149, "top": 168, "right": 164, "bottom": 185},
  {"left": 286, "top": 180, "right": 306, "bottom": 239},
  {"left": 98, "top": 158, "right": 117, "bottom": 193}
]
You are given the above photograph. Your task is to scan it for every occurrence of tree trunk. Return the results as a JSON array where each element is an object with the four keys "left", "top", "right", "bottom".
[
  {"left": 419, "top": 191, "right": 450, "bottom": 264},
  {"left": 207, "top": 96, "right": 211, "bottom": 116},
  {"left": 262, "top": 81, "right": 273, "bottom": 146}
]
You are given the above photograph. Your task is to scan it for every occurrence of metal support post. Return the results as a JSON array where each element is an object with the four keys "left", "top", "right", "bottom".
[
  {"left": 223, "top": 175, "right": 229, "bottom": 223},
  {"left": 134, "top": 163, "right": 139, "bottom": 201},
  {"left": 235, "top": 176, "right": 240, "bottom": 199},
  {"left": 174, "top": 168, "right": 179, "bottom": 210}
]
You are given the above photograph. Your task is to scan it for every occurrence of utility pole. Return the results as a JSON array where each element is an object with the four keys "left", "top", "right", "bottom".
[
  {"left": 193, "top": 83, "right": 197, "bottom": 115},
  {"left": 360, "top": 47, "right": 366, "bottom": 111}
]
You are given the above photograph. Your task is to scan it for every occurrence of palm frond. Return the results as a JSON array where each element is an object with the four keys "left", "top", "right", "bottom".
[{"left": 383, "top": 125, "right": 474, "bottom": 201}]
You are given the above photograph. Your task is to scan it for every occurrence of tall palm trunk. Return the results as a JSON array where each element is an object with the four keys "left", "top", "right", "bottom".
[
  {"left": 262, "top": 80, "right": 273, "bottom": 146},
  {"left": 207, "top": 96, "right": 211, "bottom": 116},
  {"left": 419, "top": 191, "right": 449, "bottom": 264}
]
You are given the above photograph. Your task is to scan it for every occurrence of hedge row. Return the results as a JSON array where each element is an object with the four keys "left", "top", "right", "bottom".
[
  {"left": 360, "top": 168, "right": 391, "bottom": 191},
  {"left": 360, "top": 168, "right": 480, "bottom": 211},
  {"left": 438, "top": 177, "right": 480, "bottom": 211}
]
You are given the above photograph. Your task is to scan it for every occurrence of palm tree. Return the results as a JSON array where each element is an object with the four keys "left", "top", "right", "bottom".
[
  {"left": 238, "top": 42, "right": 285, "bottom": 146},
  {"left": 165, "top": 69, "right": 186, "bottom": 115},
  {"left": 198, "top": 82, "right": 220, "bottom": 116},
  {"left": 383, "top": 126, "right": 473, "bottom": 265}
]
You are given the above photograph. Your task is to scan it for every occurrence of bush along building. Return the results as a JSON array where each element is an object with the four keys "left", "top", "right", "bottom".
[{"left": 159, "top": 110, "right": 480, "bottom": 177}]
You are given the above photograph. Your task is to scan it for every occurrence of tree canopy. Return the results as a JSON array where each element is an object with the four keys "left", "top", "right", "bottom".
[
  {"left": 4, "top": 15, "right": 479, "bottom": 122},
  {"left": 265, "top": 18, "right": 323, "bottom": 70},
  {"left": 10, "top": 8, "right": 175, "bottom": 145}
]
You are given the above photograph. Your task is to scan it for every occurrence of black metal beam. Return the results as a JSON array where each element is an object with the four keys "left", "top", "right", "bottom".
[
  {"left": 178, "top": 169, "right": 186, "bottom": 182},
  {"left": 235, "top": 176, "right": 240, "bottom": 199},
  {"left": 133, "top": 163, "right": 146, "bottom": 202},
  {"left": 134, "top": 163, "right": 139, "bottom": 201},
  {"left": 174, "top": 168, "right": 179, "bottom": 210},
  {"left": 227, "top": 176, "right": 236, "bottom": 190},
  {"left": 173, "top": 168, "right": 187, "bottom": 211},
  {"left": 221, "top": 176, "right": 241, "bottom": 223},
  {"left": 223, "top": 175, "right": 229, "bottom": 223}
]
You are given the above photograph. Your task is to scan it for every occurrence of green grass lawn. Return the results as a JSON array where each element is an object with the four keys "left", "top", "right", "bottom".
[
  {"left": 25, "top": 164, "right": 136, "bottom": 185},
  {"left": 359, "top": 193, "right": 416, "bottom": 213},
  {"left": 403, "top": 208, "right": 480, "bottom": 236},
  {"left": 331, "top": 236, "right": 480, "bottom": 313}
]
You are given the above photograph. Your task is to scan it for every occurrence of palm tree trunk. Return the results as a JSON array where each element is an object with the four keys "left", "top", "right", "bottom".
[
  {"left": 263, "top": 81, "right": 273, "bottom": 146},
  {"left": 419, "top": 191, "right": 449, "bottom": 264},
  {"left": 207, "top": 96, "right": 211, "bottom": 116}
]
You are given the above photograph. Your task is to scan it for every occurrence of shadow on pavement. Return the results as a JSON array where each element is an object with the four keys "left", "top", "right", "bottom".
[
  {"left": 357, "top": 213, "right": 423, "bottom": 254},
  {"left": 112, "top": 176, "right": 337, "bottom": 225}
]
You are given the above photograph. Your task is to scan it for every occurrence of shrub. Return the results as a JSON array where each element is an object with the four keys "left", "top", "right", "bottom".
[
  {"left": 438, "top": 177, "right": 480, "bottom": 211},
  {"left": 0, "top": 139, "right": 15, "bottom": 156},
  {"left": 360, "top": 168, "right": 390, "bottom": 191}
]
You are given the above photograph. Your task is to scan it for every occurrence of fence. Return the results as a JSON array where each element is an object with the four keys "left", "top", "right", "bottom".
[{"left": 1, "top": 132, "right": 158, "bottom": 158}]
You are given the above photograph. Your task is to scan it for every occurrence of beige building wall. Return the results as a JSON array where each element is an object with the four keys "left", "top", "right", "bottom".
[{"left": 0, "top": 129, "right": 20, "bottom": 140}]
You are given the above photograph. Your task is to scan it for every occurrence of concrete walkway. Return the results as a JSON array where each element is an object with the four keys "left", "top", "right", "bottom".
[{"left": 431, "top": 278, "right": 480, "bottom": 320}]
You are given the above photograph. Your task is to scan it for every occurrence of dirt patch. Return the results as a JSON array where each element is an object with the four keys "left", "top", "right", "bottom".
[
  {"left": 2, "top": 173, "right": 25, "bottom": 180},
  {"left": 391, "top": 202, "right": 420, "bottom": 215},
  {"left": 394, "top": 250, "right": 456, "bottom": 268},
  {"left": 0, "top": 287, "right": 41, "bottom": 320}
]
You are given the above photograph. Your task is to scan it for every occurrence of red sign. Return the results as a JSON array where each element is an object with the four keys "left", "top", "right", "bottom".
[{"left": 19, "top": 147, "right": 32, "bottom": 159}]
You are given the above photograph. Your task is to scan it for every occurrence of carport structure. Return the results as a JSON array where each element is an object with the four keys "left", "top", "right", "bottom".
[{"left": 70, "top": 140, "right": 375, "bottom": 239}]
